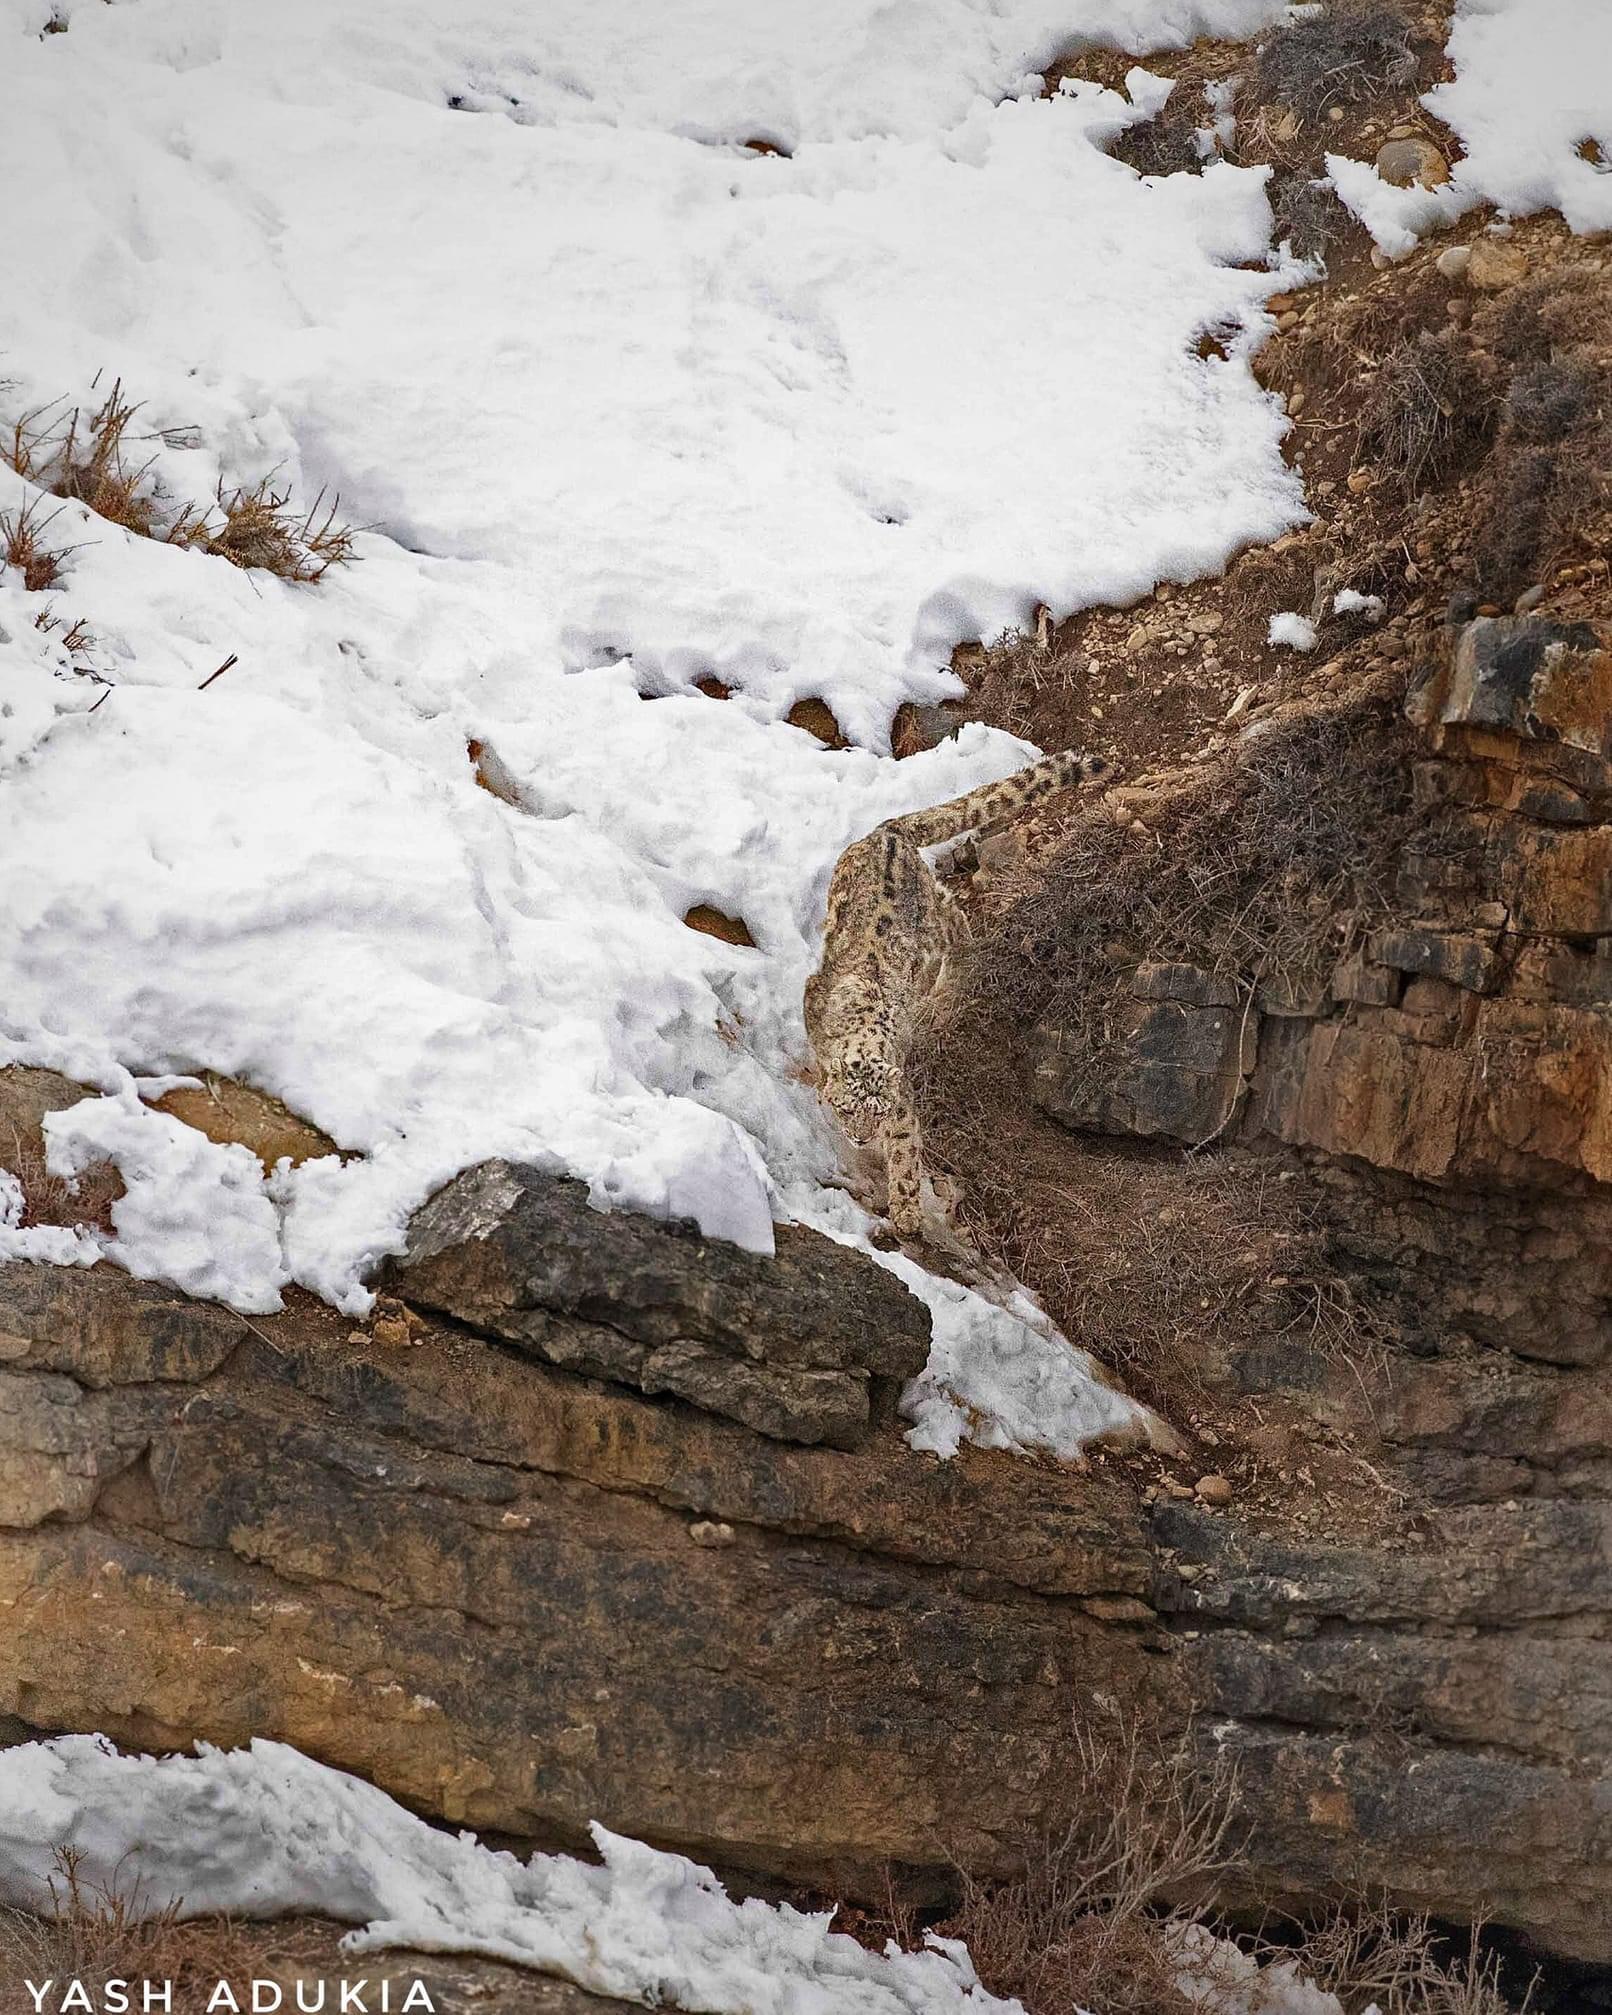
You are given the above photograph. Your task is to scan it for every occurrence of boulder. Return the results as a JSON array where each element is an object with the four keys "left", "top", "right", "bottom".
[
  {"left": 384, "top": 1160, "right": 930, "bottom": 1449},
  {"left": 1031, "top": 963, "right": 1255, "bottom": 1145}
]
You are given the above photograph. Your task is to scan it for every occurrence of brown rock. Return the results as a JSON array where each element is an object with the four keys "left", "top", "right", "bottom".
[
  {"left": 785, "top": 697, "right": 846, "bottom": 747},
  {"left": 3, "top": 1259, "right": 1611, "bottom": 1958},
  {"left": 1408, "top": 615, "right": 1612, "bottom": 762},
  {"left": 683, "top": 904, "right": 757, "bottom": 947},
  {"left": 1374, "top": 138, "right": 1449, "bottom": 189},
  {"left": 150, "top": 1073, "right": 339, "bottom": 1175},
  {"left": 1465, "top": 235, "right": 1530, "bottom": 291},
  {"left": 1031, "top": 973, "right": 1255, "bottom": 1146}
]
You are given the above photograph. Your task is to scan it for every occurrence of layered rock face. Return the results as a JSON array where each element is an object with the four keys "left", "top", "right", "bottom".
[
  {"left": 0, "top": 1159, "right": 1609, "bottom": 1960},
  {"left": 1033, "top": 618, "right": 1612, "bottom": 1453},
  {"left": 386, "top": 1160, "right": 927, "bottom": 1449}
]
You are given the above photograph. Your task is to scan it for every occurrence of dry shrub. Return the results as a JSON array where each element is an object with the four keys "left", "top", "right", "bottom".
[
  {"left": 917, "top": 1714, "right": 1530, "bottom": 2015},
  {"left": 1111, "top": 112, "right": 1205, "bottom": 179},
  {"left": 3, "top": 1122, "right": 122, "bottom": 1236},
  {"left": 1357, "top": 331, "right": 1497, "bottom": 499},
  {"left": 1269, "top": 1903, "right": 1535, "bottom": 2015},
  {"left": 992, "top": 1148, "right": 1388, "bottom": 1407},
  {"left": 1471, "top": 348, "right": 1611, "bottom": 603},
  {"left": 1, "top": 496, "right": 74, "bottom": 592},
  {"left": 939, "top": 1709, "right": 1241, "bottom": 2015},
  {"left": 1270, "top": 171, "right": 1350, "bottom": 262},
  {"left": 1249, "top": 2, "right": 1416, "bottom": 122},
  {"left": 3, "top": 380, "right": 357, "bottom": 582},
  {"left": 955, "top": 697, "right": 1414, "bottom": 1118},
  {"left": 0, "top": 1849, "right": 255, "bottom": 2014}
]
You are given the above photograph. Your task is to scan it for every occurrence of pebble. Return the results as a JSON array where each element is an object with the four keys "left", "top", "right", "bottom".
[
  {"left": 1514, "top": 583, "right": 1546, "bottom": 614},
  {"left": 1194, "top": 1473, "right": 1234, "bottom": 1507},
  {"left": 689, "top": 1520, "right": 737, "bottom": 1549},
  {"left": 1347, "top": 469, "right": 1373, "bottom": 494},
  {"left": 1435, "top": 243, "right": 1471, "bottom": 281}
]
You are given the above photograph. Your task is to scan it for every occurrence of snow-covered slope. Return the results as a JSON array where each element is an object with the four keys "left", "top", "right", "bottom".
[{"left": 0, "top": 0, "right": 1307, "bottom": 1453}]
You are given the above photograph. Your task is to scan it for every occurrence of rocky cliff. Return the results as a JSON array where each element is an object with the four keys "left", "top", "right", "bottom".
[{"left": 0, "top": 1102, "right": 1608, "bottom": 1963}]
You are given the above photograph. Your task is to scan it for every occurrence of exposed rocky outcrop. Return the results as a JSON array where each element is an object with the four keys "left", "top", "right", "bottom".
[
  {"left": 1, "top": 1244, "right": 1609, "bottom": 1962},
  {"left": 384, "top": 1159, "right": 930, "bottom": 1448},
  {"left": 1029, "top": 618, "right": 1612, "bottom": 1415}
]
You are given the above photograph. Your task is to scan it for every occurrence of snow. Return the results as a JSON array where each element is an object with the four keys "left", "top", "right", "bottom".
[
  {"left": 892, "top": 1254, "right": 1169, "bottom": 1460},
  {"left": 1329, "top": 0, "right": 1612, "bottom": 253},
  {"left": 0, "top": 1735, "right": 1363, "bottom": 2015},
  {"left": 0, "top": 0, "right": 1312, "bottom": 1457},
  {"left": 1267, "top": 612, "right": 1317, "bottom": 651},
  {"left": 0, "top": 1736, "right": 1026, "bottom": 2014},
  {"left": 1332, "top": 589, "right": 1384, "bottom": 622}
]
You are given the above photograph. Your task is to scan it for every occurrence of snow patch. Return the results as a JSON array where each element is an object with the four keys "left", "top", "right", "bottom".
[
  {"left": 1267, "top": 611, "right": 1317, "bottom": 651},
  {"left": 1327, "top": 0, "right": 1612, "bottom": 254},
  {"left": 0, "top": 1736, "right": 1027, "bottom": 2015}
]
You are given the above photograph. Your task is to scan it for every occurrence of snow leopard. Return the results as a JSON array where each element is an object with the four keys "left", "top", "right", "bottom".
[{"left": 805, "top": 747, "right": 1108, "bottom": 1240}]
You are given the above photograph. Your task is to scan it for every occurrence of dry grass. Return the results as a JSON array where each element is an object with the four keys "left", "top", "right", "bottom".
[
  {"left": 916, "top": 1710, "right": 1531, "bottom": 2014},
  {"left": 1248, "top": 2, "right": 1416, "bottom": 122},
  {"left": 0, "top": 1850, "right": 255, "bottom": 2014},
  {"left": 947, "top": 696, "right": 1414, "bottom": 1119},
  {"left": 1356, "top": 331, "right": 1497, "bottom": 499},
  {"left": 1, "top": 497, "right": 75, "bottom": 592},
  {"left": 202, "top": 477, "right": 358, "bottom": 582},
  {"left": 3, "top": 1122, "right": 122, "bottom": 1236},
  {"left": 936, "top": 1709, "right": 1241, "bottom": 2015},
  {"left": 3, "top": 379, "right": 357, "bottom": 583},
  {"left": 1270, "top": 171, "right": 1350, "bottom": 261},
  {"left": 1111, "top": 111, "right": 1206, "bottom": 179}
]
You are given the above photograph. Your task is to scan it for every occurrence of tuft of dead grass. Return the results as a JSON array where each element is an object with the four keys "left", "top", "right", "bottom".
[
  {"left": 1111, "top": 111, "right": 1206, "bottom": 179},
  {"left": 1270, "top": 171, "right": 1350, "bottom": 262},
  {"left": 1, "top": 496, "right": 75, "bottom": 592},
  {"left": 1356, "top": 330, "right": 1497, "bottom": 500},
  {"left": 3, "top": 1122, "right": 122, "bottom": 1236},
  {"left": 1249, "top": 2, "right": 1417, "bottom": 123},
  {"left": 9, "top": 381, "right": 164, "bottom": 537},
  {"left": 3, "top": 379, "right": 358, "bottom": 583},
  {"left": 0, "top": 1849, "right": 256, "bottom": 2015},
  {"left": 202, "top": 478, "right": 359, "bottom": 582}
]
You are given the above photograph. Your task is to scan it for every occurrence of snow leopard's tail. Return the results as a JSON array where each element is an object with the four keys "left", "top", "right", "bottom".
[{"left": 887, "top": 748, "right": 1108, "bottom": 850}]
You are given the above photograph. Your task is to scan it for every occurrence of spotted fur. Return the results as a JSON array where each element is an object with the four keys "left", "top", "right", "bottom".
[{"left": 805, "top": 747, "right": 1108, "bottom": 1238}]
